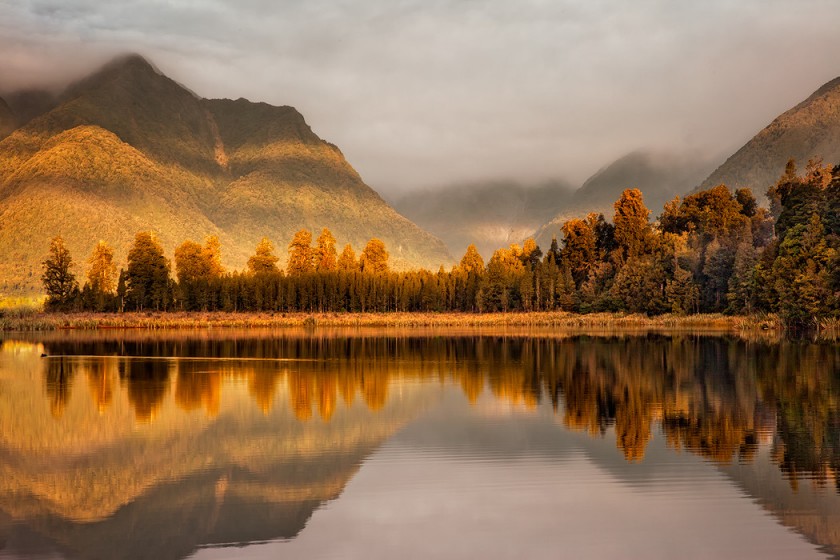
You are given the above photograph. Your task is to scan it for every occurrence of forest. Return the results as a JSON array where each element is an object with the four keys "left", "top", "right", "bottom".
[{"left": 40, "top": 158, "right": 840, "bottom": 325}]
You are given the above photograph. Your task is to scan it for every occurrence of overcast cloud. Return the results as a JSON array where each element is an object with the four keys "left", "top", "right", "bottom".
[{"left": 1, "top": 0, "right": 839, "bottom": 193}]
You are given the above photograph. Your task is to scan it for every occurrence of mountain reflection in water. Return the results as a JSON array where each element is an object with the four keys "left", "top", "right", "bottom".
[{"left": 0, "top": 329, "right": 838, "bottom": 559}]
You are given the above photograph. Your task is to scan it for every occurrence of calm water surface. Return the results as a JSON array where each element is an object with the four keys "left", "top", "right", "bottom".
[{"left": 1, "top": 328, "right": 839, "bottom": 559}]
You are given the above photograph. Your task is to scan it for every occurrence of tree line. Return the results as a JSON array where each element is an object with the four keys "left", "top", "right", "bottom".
[{"left": 41, "top": 158, "right": 840, "bottom": 324}]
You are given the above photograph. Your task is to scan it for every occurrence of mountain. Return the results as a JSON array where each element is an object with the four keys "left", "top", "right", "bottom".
[
  {"left": 699, "top": 76, "right": 840, "bottom": 193},
  {"left": 0, "top": 97, "right": 15, "bottom": 140},
  {"left": 533, "top": 150, "right": 716, "bottom": 248},
  {"left": 0, "top": 54, "right": 452, "bottom": 295},
  {"left": 390, "top": 179, "right": 573, "bottom": 260},
  {"left": 1, "top": 88, "right": 57, "bottom": 127}
]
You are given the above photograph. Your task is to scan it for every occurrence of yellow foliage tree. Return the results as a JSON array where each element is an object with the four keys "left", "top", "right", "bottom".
[
  {"left": 360, "top": 238, "right": 389, "bottom": 273},
  {"left": 287, "top": 230, "right": 314, "bottom": 275},
  {"left": 247, "top": 238, "right": 280, "bottom": 274},
  {"left": 337, "top": 244, "right": 358, "bottom": 272},
  {"left": 459, "top": 244, "right": 484, "bottom": 274},
  {"left": 86, "top": 240, "right": 117, "bottom": 295},
  {"left": 315, "top": 228, "right": 338, "bottom": 272}
]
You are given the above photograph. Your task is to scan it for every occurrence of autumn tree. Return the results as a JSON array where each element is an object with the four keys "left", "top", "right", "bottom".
[
  {"left": 174, "top": 237, "right": 223, "bottom": 310},
  {"left": 459, "top": 244, "right": 485, "bottom": 274},
  {"left": 315, "top": 228, "right": 338, "bottom": 272},
  {"left": 42, "top": 236, "right": 79, "bottom": 311},
  {"left": 125, "top": 232, "right": 172, "bottom": 311},
  {"left": 360, "top": 239, "right": 389, "bottom": 273},
  {"left": 248, "top": 238, "right": 280, "bottom": 274},
  {"left": 174, "top": 241, "right": 212, "bottom": 284},
  {"left": 338, "top": 244, "right": 358, "bottom": 272},
  {"left": 287, "top": 230, "right": 314, "bottom": 275},
  {"left": 479, "top": 244, "right": 525, "bottom": 311},
  {"left": 204, "top": 235, "right": 224, "bottom": 277},
  {"left": 455, "top": 244, "right": 484, "bottom": 312},
  {"left": 84, "top": 240, "right": 117, "bottom": 311}
]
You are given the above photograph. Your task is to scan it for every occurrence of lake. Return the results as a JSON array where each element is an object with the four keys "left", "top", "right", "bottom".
[{"left": 0, "top": 328, "right": 839, "bottom": 559}]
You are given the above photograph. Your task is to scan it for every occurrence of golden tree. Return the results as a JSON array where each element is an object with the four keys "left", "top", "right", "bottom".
[
  {"left": 338, "top": 244, "right": 359, "bottom": 272},
  {"left": 174, "top": 240, "right": 211, "bottom": 284},
  {"left": 86, "top": 241, "right": 117, "bottom": 295},
  {"left": 247, "top": 238, "right": 280, "bottom": 274},
  {"left": 83, "top": 240, "right": 118, "bottom": 310},
  {"left": 287, "top": 229, "right": 314, "bottom": 275},
  {"left": 360, "top": 238, "right": 389, "bottom": 273},
  {"left": 204, "top": 235, "right": 225, "bottom": 276},
  {"left": 315, "top": 228, "right": 338, "bottom": 272},
  {"left": 459, "top": 244, "right": 485, "bottom": 274}
]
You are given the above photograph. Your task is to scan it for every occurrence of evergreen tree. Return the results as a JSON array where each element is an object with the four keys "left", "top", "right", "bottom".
[
  {"left": 727, "top": 226, "right": 758, "bottom": 314},
  {"left": 561, "top": 217, "right": 597, "bottom": 287},
  {"left": 613, "top": 188, "right": 652, "bottom": 263},
  {"left": 125, "top": 232, "right": 171, "bottom": 311},
  {"left": 772, "top": 214, "right": 835, "bottom": 323},
  {"left": 42, "top": 236, "right": 79, "bottom": 311}
]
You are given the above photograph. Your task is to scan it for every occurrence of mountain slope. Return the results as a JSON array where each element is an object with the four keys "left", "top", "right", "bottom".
[
  {"left": 699, "top": 76, "right": 840, "bottom": 193},
  {"left": 534, "top": 150, "right": 715, "bottom": 247},
  {"left": 0, "top": 55, "right": 452, "bottom": 294},
  {"left": 205, "top": 98, "right": 449, "bottom": 268},
  {"left": 391, "top": 179, "right": 573, "bottom": 259},
  {"left": 0, "top": 97, "right": 14, "bottom": 140}
]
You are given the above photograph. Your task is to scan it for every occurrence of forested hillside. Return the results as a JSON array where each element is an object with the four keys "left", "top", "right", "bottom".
[{"left": 37, "top": 158, "right": 840, "bottom": 325}]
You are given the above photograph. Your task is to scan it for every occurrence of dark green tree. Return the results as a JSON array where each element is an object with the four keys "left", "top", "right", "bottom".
[
  {"left": 41, "top": 236, "right": 79, "bottom": 311},
  {"left": 125, "top": 232, "right": 172, "bottom": 311}
]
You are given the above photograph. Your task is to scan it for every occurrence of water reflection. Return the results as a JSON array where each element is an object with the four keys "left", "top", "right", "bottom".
[
  {"left": 26, "top": 333, "right": 840, "bottom": 479},
  {"left": 1, "top": 331, "right": 839, "bottom": 559}
]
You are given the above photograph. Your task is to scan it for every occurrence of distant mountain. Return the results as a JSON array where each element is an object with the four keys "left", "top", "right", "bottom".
[
  {"left": 0, "top": 54, "right": 451, "bottom": 295},
  {"left": 390, "top": 179, "right": 573, "bottom": 260},
  {"left": 699, "top": 76, "right": 840, "bottom": 193},
  {"left": 0, "top": 96, "right": 14, "bottom": 139},
  {"left": 533, "top": 150, "right": 716, "bottom": 248}
]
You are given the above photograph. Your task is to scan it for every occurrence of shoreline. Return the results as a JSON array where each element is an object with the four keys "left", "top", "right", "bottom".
[{"left": 0, "top": 310, "right": 782, "bottom": 332}]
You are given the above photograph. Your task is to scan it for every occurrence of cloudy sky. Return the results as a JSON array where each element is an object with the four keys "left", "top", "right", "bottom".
[{"left": 2, "top": 0, "right": 840, "bottom": 193}]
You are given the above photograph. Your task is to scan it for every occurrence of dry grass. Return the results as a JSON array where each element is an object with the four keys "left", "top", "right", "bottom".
[{"left": 0, "top": 310, "right": 782, "bottom": 333}]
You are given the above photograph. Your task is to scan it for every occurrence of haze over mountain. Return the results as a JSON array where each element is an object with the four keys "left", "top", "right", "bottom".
[
  {"left": 699, "top": 76, "right": 840, "bottom": 194},
  {"left": 390, "top": 179, "right": 573, "bottom": 259},
  {"left": 0, "top": 54, "right": 452, "bottom": 294},
  {"left": 533, "top": 150, "right": 717, "bottom": 248}
]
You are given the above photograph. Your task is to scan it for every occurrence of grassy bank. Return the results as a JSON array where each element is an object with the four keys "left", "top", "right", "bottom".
[{"left": 0, "top": 310, "right": 782, "bottom": 333}]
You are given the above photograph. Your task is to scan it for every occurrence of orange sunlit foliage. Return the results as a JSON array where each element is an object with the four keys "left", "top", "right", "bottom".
[{"left": 38, "top": 332, "right": 840, "bottom": 488}]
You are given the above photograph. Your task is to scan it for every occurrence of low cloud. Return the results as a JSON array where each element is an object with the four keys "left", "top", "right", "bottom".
[{"left": 2, "top": 0, "right": 840, "bottom": 193}]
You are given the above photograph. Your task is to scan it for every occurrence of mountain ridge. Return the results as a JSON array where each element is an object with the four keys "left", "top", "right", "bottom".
[
  {"left": 532, "top": 149, "right": 716, "bottom": 248},
  {"left": 698, "top": 75, "right": 840, "bottom": 193},
  {"left": 0, "top": 54, "right": 453, "bottom": 294}
]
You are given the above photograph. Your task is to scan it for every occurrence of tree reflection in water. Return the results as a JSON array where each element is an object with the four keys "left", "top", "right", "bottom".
[{"left": 36, "top": 332, "right": 840, "bottom": 491}]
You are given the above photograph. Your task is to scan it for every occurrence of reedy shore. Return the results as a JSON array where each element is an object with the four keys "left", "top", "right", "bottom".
[{"left": 0, "top": 310, "right": 788, "bottom": 333}]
